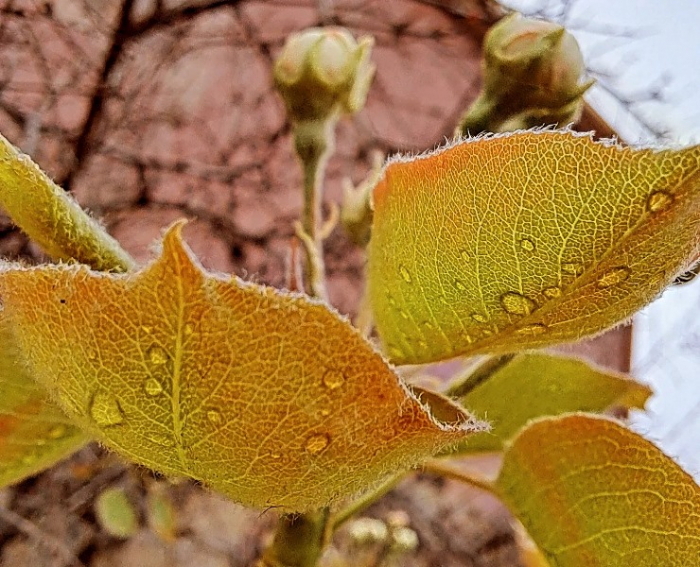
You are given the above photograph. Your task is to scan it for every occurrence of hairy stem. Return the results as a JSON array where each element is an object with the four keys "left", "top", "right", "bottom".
[
  {"left": 262, "top": 508, "right": 330, "bottom": 567},
  {"left": 422, "top": 459, "right": 500, "bottom": 497},
  {"left": 292, "top": 118, "right": 336, "bottom": 299}
]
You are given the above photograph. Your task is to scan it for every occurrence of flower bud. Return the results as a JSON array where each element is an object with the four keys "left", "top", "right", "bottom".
[
  {"left": 459, "top": 13, "right": 592, "bottom": 134},
  {"left": 274, "top": 27, "right": 375, "bottom": 123}
]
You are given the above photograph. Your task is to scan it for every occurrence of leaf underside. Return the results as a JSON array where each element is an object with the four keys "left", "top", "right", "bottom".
[
  {"left": 0, "top": 223, "right": 482, "bottom": 511},
  {"left": 497, "top": 414, "right": 700, "bottom": 566},
  {"left": 452, "top": 352, "right": 651, "bottom": 453},
  {"left": 368, "top": 130, "right": 700, "bottom": 364}
]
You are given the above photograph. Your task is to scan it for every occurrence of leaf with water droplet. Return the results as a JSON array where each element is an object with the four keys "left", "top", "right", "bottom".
[
  {"left": 0, "top": 318, "right": 88, "bottom": 488},
  {"left": 369, "top": 130, "right": 700, "bottom": 363},
  {"left": 447, "top": 353, "right": 651, "bottom": 454},
  {"left": 0, "top": 223, "right": 482, "bottom": 511},
  {"left": 496, "top": 414, "right": 700, "bottom": 566}
]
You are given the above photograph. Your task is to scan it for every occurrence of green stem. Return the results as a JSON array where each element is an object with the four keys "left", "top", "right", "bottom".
[
  {"left": 292, "top": 118, "right": 337, "bottom": 299},
  {"left": 0, "top": 134, "right": 135, "bottom": 272},
  {"left": 445, "top": 354, "right": 515, "bottom": 398},
  {"left": 422, "top": 459, "right": 500, "bottom": 498},
  {"left": 262, "top": 508, "right": 330, "bottom": 567}
]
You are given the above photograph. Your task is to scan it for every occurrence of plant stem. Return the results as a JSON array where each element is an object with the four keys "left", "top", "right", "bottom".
[
  {"left": 444, "top": 354, "right": 515, "bottom": 399},
  {"left": 261, "top": 508, "right": 330, "bottom": 567},
  {"left": 292, "top": 118, "right": 337, "bottom": 299},
  {"left": 422, "top": 459, "right": 500, "bottom": 498}
]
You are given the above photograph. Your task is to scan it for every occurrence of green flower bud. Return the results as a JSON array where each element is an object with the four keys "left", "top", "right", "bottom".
[
  {"left": 458, "top": 13, "right": 592, "bottom": 134},
  {"left": 274, "top": 27, "right": 375, "bottom": 123}
]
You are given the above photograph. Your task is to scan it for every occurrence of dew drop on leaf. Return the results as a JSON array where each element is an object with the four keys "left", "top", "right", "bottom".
[
  {"left": 519, "top": 238, "right": 536, "bottom": 252},
  {"left": 500, "top": 292, "right": 537, "bottom": 316},
  {"left": 471, "top": 312, "right": 489, "bottom": 324},
  {"left": 399, "top": 264, "right": 412, "bottom": 284},
  {"left": 543, "top": 286, "right": 562, "bottom": 299},
  {"left": 206, "top": 410, "right": 222, "bottom": 424},
  {"left": 397, "top": 308, "right": 410, "bottom": 320},
  {"left": 454, "top": 279, "right": 467, "bottom": 292},
  {"left": 304, "top": 433, "right": 330, "bottom": 455},
  {"left": 322, "top": 369, "right": 345, "bottom": 390},
  {"left": 597, "top": 266, "right": 632, "bottom": 289},
  {"left": 148, "top": 346, "right": 168, "bottom": 365},
  {"left": 90, "top": 390, "right": 124, "bottom": 426},
  {"left": 646, "top": 190, "right": 673, "bottom": 212},
  {"left": 515, "top": 323, "right": 548, "bottom": 335},
  {"left": 144, "top": 378, "right": 163, "bottom": 396},
  {"left": 460, "top": 249, "right": 470, "bottom": 262},
  {"left": 48, "top": 425, "right": 66, "bottom": 439}
]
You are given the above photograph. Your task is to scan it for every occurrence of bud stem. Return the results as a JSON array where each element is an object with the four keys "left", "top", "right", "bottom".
[{"left": 292, "top": 118, "right": 337, "bottom": 299}]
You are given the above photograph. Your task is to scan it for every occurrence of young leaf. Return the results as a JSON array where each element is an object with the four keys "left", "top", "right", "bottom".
[
  {"left": 368, "top": 130, "right": 700, "bottom": 364},
  {"left": 451, "top": 353, "right": 651, "bottom": 453},
  {"left": 496, "top": 414, "right": 700, "bottom": 566},
  {"left": 95, "top": 486, "right": 139, "bottom": 539},
  {"left": 0, "top": 318, "right": 88, "bottom": 487},
  {"left": 0, "top": 134, "right": 134, "bottom": 272},
  {"left": 0, "top": 223, "right": 481, "bottom": 512}
]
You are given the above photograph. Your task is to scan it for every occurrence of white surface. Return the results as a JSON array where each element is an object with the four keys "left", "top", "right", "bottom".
[{"left": 503, "top": 0, "right": 700, "bottom": 478}]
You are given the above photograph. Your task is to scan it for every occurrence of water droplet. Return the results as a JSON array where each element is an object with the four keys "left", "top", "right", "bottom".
[
  {"left": 460, "top": 249, "right": 470, "bottom": 262},
  {"left": 90, "top": 390, "right": 124, "bottom": 426},
  {"left": 148, "top": 346, "right": 168, "bottom": 365},
  {"left": 454, "top": 279, "right": 467, "bottom": 292},
  {"left": 399, "top": 264, "right": 412, "bottom": 284},
  {"left": 647, "top": 190, "right": 673, "bottom": 212},
  {"left": 322, "top": 369, "right": 345, "bottom": 390},
  {"left": 270, "top": 452, "right": 282, "bottom": 460},
  {"left": 144, "top": 378, "right": 163, "bottom": 396},
  {"left": 318, "top": 408, "right": 331, "bottom": 418},
  {"left": 48, "top": 425, "right": 66, "bottom": 439},
  {"left": 519, "top": 238, "right": 536, "bottom": 252},
  {"left": 597, "top": 266, "right": 631, "bottom": 289},
  {"left": 471, "top": 312, "right": 489, "bottom": 324},
  {"left": 562, "top": 262, "right": 583, "bottom": 276},
  {"left": 184, "top": 324, "right": 194, "bottom": 336},
  {"left": 543, "top": 286, "right": 562, "bottom": 299},
  {"left": 141, "top": 326, "right": 152, "bottom": 334},
  {"left": 305, "top": 433, "right": 330, "bottom": 455},
  {"left": 86, "top": 350, "right": 97, "bottom": 361},
  {"left": 516, "top": 323, "right": 548, "bottom": 335},
  {"left": 500, "top": 292, "right": 537, "bottom": 316},
  {"left": 207, "top": 410, "right": 222, "bottom": 424},
  {"left": 397, "top": 308, "right": 410, "bottom": 320}
]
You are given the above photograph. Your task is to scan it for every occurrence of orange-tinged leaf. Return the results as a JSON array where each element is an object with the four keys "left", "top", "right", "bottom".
[
  {"left": 0, "top": 317, "right": 88, "bottom": 486},
  {"left": 451, "top": 353, "right": 651, "bottom": 453},
  {"left": 0, "top": 223, "right": 481, "bottom": 511},
  {"left": 496, "top": 414, "right": 700, "bottom": 566},
  {"left": 368, "top": 130, "right": 700, "bottom": 364}
]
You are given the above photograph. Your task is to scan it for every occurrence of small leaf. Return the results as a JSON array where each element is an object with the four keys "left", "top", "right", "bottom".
[
  {"left": 0, "top": 317, "right": 88, "bottom": 487},
  {"left": 452, "top": 353, "right": 651, "bottom": 453},
  {"left": 496, "top": 414, "right": 700, "bottom": 566},
  {"left": 0, "top": 223, "right": 481, "bottom": 511},
  {"left": 368, "top": 130, "right": 700, "bottom": 363},
  {"left": 95, "top": 486, "right": 139, "bottom": 539},
  {"left": 0, "top": 133, "right": 134, "bottom": 272}
]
